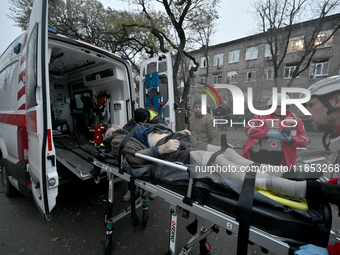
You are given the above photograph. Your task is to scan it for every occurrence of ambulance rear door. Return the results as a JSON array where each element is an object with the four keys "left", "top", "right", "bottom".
[
  {"left": 25, "top": 0, "right": 58, "bottom": 220},
  {"left": 139, "top": 52, "right": 176, "bottom": 131}
]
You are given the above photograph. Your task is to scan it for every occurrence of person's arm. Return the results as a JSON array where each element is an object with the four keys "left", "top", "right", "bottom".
[
  {"left": 208, "top": 116, "right": 220, "bottom": 146},
  {"left": 287, "top": 118, "right": 311, "bottom": 147},
  {"left": 125, "top": 139, "right": 180, "bottom": 165},
  {"left": 225, "top": 105, "right": 231, "bottom": 116},
  {"left": 221, "top": 107, "right": 227, "bottom": 117}
]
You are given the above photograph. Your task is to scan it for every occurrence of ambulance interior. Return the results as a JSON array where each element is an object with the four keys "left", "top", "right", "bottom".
[{"left": 47, "top": 37, "right": 134, "bottom": 182}]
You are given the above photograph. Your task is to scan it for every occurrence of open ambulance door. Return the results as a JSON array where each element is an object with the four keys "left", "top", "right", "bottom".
[
  {"left": 25, "top": 0, "right": 58, "bottom": 220},
  {"left": 139, "top": 52, "right": 176, "bottom": 131}
]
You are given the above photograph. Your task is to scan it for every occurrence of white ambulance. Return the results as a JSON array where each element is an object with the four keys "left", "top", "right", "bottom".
[{"left": 0, "top": 0, "right": 175, "bottom": 220}]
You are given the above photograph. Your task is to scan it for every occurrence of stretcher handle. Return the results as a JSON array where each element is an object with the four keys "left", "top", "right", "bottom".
[
  {"left": 122, "top": 149, "right": 136, "bottom": 156},
  {"left": 122, "top": 149, "right": 188, "bottom": 171}
]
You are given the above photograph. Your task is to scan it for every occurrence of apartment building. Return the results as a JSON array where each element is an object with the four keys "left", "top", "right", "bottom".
[{"left": 188, "top": 13, "right": 340, "bottom": 120}]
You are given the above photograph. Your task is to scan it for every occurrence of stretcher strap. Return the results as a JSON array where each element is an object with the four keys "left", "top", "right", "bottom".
[
  {"left": 206, "top": 134, "right": 228, "bottom": 166},
  {"left": 236, "top": 170, "right": 256, "bottom": 255},
  {"left": 118, "top": 125, "right": 141, "bottom": 174}
]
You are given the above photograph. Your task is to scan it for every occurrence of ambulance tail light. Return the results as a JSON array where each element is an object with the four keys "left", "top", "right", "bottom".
[{"left": 18, "top": 127, "right": 28, "bottom": 162}]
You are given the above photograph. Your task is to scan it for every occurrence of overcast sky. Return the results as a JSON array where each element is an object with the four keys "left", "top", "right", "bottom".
[{"left": 0, "top": 0, "right": 255, "bottom": 54}]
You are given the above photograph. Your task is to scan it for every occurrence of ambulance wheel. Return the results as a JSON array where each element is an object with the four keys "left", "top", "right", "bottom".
[
  {"left": 104, "top": 232, "right": 113, "bottom": 255},
  {"left": 0, "top": 157, "right": 16, "bottom": 197}
]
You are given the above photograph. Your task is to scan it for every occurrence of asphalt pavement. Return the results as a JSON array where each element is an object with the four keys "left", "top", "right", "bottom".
[
  {"left": 1, "top": 129, "right": 340, "bottom": 255},
  {"left": 0, "top": 178, "right": 264, "bottom": 255}
]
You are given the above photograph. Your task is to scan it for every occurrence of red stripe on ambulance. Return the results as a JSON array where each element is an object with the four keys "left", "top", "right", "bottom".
[
  {"left": 18, "top": 104, "right": 25, "bottom": 110},
  {"left": 47, "top": 129, "right": 52, "bottom": 151},
  {"left": 18, "top": 69, "right": 26, "bottom": 84},
  {"left": 22, "top": 34, "right": 28, "bottom": 49},
  {"left": 18, "top": 86, "right": 25, "bottom": 100},
  {"left": 0, "top": 114, "right": 26, "bottom": 127},
  {"left": 20, "top": 53, "right": 27, "bottom": 66},
  {"left": 26, "top": 111, "right": 37, "bottom": 132}
]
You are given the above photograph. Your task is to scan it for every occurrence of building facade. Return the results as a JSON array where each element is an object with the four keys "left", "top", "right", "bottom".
[{"left": 188, "top": 13, "right": 340, "bottom": 120}]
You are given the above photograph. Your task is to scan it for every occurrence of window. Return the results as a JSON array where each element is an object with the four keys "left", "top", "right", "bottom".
[
  {"left": 287, "top": 38, "right": 304, "bottom": 53},
  {"left": 244, "top": 68, "right": 256, "bottom": 82},
  {"left": 228, "top": 49, "right": 240, "bottom": 63},
  {"left": 213, "top": 73, "right": 222, "bottom": 84},
  {"left": 227, "top": 71, "right": 238, "bottom": 83},
  {"left": 263, "top": 66, "right": 274, "bottom": 80},
  {"left": 245, "top": 46, "right": 258, "bottom": 60},
  {"left": 200, "top": 57, "right": 208, "bottom": 68},
  {"left": 74, "top": 92, "right": 91, "bottom": 109},
  {"left": 265, "top": 43, "right": 274, "bottom": 58},
  {"left": 309, "top": 60, "right": 329, "bottom": 78},
  {"left": 284, "top": 63, "right": 299, "bottom": 78},
  {"left": 26, "top": 25, "right": 38, "bottom": 109},
  {"left": 314, "top": 31, "right": 333, "bottom": 48},
  {"left": 200, "top": 76, "right": 206, "bottom": 83},
  {"left": 213, "top": 53, "right": 224, "bottom": 67},
  {"left": 145, "top": 77, "right": 169, "bottom": 108}
]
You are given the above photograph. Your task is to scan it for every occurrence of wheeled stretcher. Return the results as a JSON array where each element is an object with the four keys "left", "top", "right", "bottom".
[{"left": 91, "top": 148, "right": 332, "bottom": 255}]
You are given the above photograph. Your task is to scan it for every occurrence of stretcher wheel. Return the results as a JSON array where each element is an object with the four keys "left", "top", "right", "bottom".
[
  {"left": 104, "top": 219, "right": 114, "bottom": 255},
  {"left": 142, "top": 198, "right": 149, "bottom": 228},
  {"left": 104, "top": 230, "right": 113, "bottom": 255},
  {"left": 142, "top": 210, "right": 148, "bottom": 228}
]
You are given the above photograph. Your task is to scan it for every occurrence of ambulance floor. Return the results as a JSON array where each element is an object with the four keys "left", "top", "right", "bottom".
[{"left": 54, "top": 136, "right": 99, "bottom": 180}]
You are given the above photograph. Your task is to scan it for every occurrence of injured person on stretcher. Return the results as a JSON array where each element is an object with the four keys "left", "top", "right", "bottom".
[{"left": 103, "top": 123, "right": 340, "bottom": 209}]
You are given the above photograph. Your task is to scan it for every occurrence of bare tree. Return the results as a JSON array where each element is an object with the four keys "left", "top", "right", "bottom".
[
  {"left": 8, "top": 0, "right": 163, "bottom": 72},
  {"left": 9, "top": 0, "right": 115, "bottom": 46},
  {"left": 252, "top": 0, "right": 340, "bottom": 87},
  {"left": 9, "top": 0, "right": 220, "bottom": 129},
  {"left": 189, "top": 3, "right": 219, "bottom": 85},
  {"left": 126, "top": 0, "right": 220, "bottom": 130},
  {"left": 8, "top": 0, "right": 33, "bottom": 30}
]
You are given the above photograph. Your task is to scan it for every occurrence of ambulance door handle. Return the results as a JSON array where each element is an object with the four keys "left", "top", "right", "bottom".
[
  {"left": 30, "top": 174, "right": 42, "bottom": 200},
  {"left": 47, "top": 155, "right": 55, "bottom": 166}
]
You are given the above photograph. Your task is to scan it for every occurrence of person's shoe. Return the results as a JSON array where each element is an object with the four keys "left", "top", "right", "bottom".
[
  {"left": 123, "top": 190, "right": 140, "bottom": 202},
  {"left": 149, "top": 193, "right": 158, "bottom": 200},
  {"left": 122, "top": 190, "right": 131, "bottom": 202}
]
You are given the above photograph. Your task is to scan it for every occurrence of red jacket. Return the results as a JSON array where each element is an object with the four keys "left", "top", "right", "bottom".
[{"left": 242, "top": 112, "right": 310, "bottom": 167}]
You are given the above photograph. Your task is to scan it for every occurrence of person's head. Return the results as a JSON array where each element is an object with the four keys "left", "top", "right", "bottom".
[
  {"left": 303, "top": 75, "right": 340, "bottom": 132},
  {"left": 134, "top": 108, "right": 149, "bottom": 123},
  {"left": 223, "top": 101, "right": 227, "bottom": 106},
  {"left": 193, "top": 98, "right": 203, "bottom": 117},
  {"left": 267, "top": 93, "right": 290, "bottom": 117}
]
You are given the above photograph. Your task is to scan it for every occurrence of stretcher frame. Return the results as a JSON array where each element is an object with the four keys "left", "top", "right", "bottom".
[{"left": 91, "top": 151, "right": 320, "bottom": 255}]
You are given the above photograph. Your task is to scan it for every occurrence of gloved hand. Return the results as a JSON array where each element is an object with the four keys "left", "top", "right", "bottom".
[
  {"left": 281, "top": 133, "right": 293, "bottom": 143},
  {"left": 294, "top": 244, "right": 328, "bottom": 255},
  {"left": 268, "top": 131, "right": 292, "bottom": 143},
  {"left": 268, "top": 131, "right": 283, "bottom": 140}
]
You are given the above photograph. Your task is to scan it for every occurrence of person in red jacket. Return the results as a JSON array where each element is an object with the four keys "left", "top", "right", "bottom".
[{"left": 242, "top": 93, "right": 310, "bottom": 167}]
